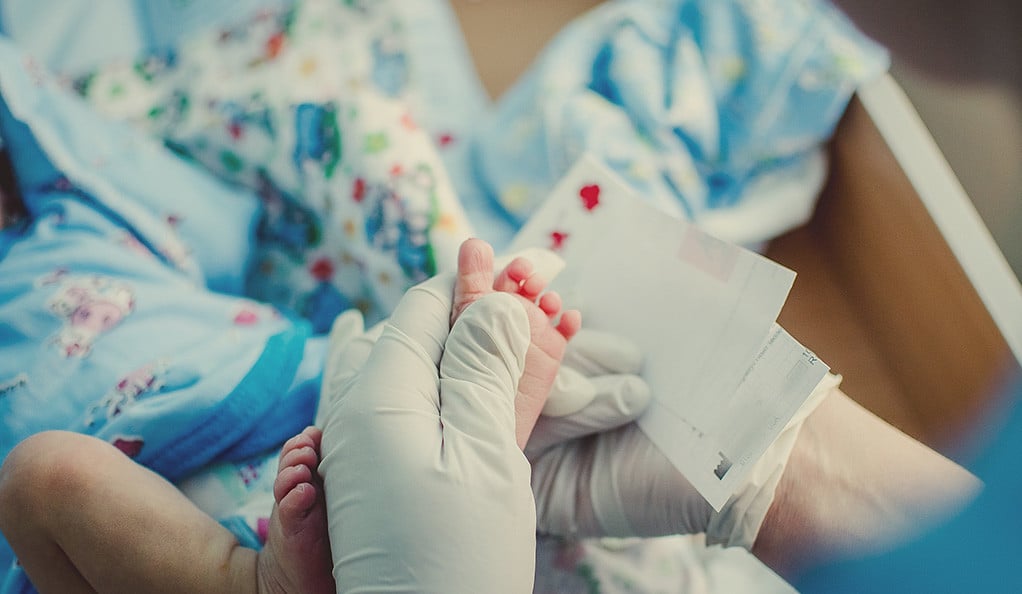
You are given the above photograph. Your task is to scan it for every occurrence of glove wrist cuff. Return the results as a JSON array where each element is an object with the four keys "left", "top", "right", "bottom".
[{"left": 706, "top": 372, "right": 842, "bottom": 549}]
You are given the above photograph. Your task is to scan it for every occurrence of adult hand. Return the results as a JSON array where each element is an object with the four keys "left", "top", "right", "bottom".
[
  {"left": 528, "top": 342, "right": 843, "bottom": 549},
  {"left": 312, "top": 246, "right": 662, "bottom": 591},
  {"left": 317, "top": 269, "right": 539, "bottom": 593},
  {"left": 523, "top": 329, "right": 715, "bottom": 540}
]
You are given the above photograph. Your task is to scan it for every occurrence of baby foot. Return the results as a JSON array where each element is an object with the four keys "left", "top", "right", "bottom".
[
  {"left": 257, "top": 426, "right": 335, "bottom": 594},
  {"left": 452, "top": 238, "right": 581, "bottom": 448}
]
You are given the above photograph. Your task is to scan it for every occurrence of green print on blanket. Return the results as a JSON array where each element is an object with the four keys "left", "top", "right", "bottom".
[
  {"left": 293, "top": 102, "right": 342, "bottom": 179},
  {"left": 65, "top": 1, "right": 458, "bottom": 328}
]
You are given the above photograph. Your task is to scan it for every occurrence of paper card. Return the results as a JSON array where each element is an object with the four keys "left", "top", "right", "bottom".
[
  {"left": 509, "top": 155, "right": 828, "bottom": 509},
  {"left": 640, "top": 325, "right": 829, "bottom": 506}
]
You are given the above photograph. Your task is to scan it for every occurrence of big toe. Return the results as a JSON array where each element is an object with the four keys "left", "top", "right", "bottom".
[{"left": 453, "top": 239, "right": 495, "bottom": 321}]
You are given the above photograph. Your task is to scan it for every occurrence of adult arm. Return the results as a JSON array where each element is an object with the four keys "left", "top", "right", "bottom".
[
  {"left": 528, "top": 350, "right": 981, "bottom": 578},
  {"left": 753, "top": 389, "right": 981, "bottom": 578},
  {"left": 317, "top": 262, "right": 981, "bottom": 588}
]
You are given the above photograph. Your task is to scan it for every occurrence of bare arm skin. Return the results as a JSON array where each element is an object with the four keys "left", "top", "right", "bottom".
[{"left": 753, "top": 389, "right": 981, "bottom": 579}]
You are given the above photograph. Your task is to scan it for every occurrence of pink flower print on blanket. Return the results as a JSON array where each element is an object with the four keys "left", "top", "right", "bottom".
[
  {"left": 85, "top": 361, "right": 168, "bottom": 427},
  {"left": 45, "top": 273, "right": 136, "bottom": 357}
]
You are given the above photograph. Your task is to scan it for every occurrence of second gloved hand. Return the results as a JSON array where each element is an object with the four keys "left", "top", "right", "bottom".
[
  {"left": 317, "top": 272, "right": 538, "bottom": 594},
  {"left": 524, "top": 328, "right": 714, "bottom": 540},
  {"left": 528, "top": 330, "right": 844, "bottom": 550}
]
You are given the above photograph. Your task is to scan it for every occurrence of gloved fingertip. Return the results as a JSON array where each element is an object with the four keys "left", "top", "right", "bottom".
[
  {"left": 543, "top": 367, "right": 597, "bottom": 417},
  {"left": 616, "top": 375, "right": 652, "bottom": 414},
  {"left": 588, "top": 374, "right": 652, "bottom": 420},
  {"left": 564, "top": 328, "right": 644, "bottom": 375},
  {"left": 328, "top": 309, "right": 365, "bottom": 345}
]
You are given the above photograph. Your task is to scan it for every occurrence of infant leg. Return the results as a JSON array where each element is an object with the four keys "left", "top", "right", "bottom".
[
  {"left": 0, "top": 429, "right": 334, "bottom": 594},
  {"left": 0, "top": 431, "right": 259, "bottom": 593}
]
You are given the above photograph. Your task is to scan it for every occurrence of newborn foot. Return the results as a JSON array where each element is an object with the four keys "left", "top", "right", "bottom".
[
  {"left": 452, "top": 238, "right": 581, "bottom": 448},
  {"left": 257, "top": 427, "right": 335, "bottom": 594}
]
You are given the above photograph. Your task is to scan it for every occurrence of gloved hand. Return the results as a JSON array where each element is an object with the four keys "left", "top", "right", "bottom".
[
  {"left": 317, "top": 243, "right": 839, "bottom": 579},
  {"left": 317, "top": 270, "right": 538, "bottom": 593},
  {"left": 314, "top": 246, "right": 663, "bottom": 592},
  {"left": 528, "top": 342, "right": 842, "bottom": 550}
]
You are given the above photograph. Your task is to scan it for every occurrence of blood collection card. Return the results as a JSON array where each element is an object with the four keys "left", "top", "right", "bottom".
[{"left": 508, "top": 155, "right": 829, "bottom": 509}]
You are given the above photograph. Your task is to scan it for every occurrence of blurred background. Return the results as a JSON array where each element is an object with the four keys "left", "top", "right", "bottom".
[{"left": 835, "top": 0, "right": 1022, "bottom": 280}]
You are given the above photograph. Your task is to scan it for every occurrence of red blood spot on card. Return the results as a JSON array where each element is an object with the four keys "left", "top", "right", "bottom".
[
  {"left": 310, "top": 257, "right": 334, "bottom": 281},
  {"left": 266, "top": 32, "right": 285, "bottom": 58},
  {"left": 438, "top": 133, "right": 455, "bottom": 147},
  {"left": 112, "top": 437, "right": 144, "bottom": 458},
  {"left": 579, "top": 184, "right": 601, "bottom": 211},
  {"left": 234, "top": 310, "right": 259, "bottom": 325},
  {"left": 550, "top": 230, "right": 569, "bottom": 251},
  {"left": 390, "top": 163, "right": 403, "bottom": 177},
  {"left": 352, "top": 178, "right": 366, "bottom": 202},
  {"left": 227, "top": 121, "right": 244, "bottom": 140}
]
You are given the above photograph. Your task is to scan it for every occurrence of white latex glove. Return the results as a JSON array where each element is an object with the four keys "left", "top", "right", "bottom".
[
  {"left": 317, "top": 242, "right": 833, "bottom": 576},
  {"left": 529, "top": 350, "right": 842, "bottom": 550},
  {"left": 317, "top": 272, "right": 538, "bottom": 593}
]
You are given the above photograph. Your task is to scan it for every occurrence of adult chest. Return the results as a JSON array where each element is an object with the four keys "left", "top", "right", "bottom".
[{"left": 447, "top": 0, "right": 604, "bottom": 101}]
